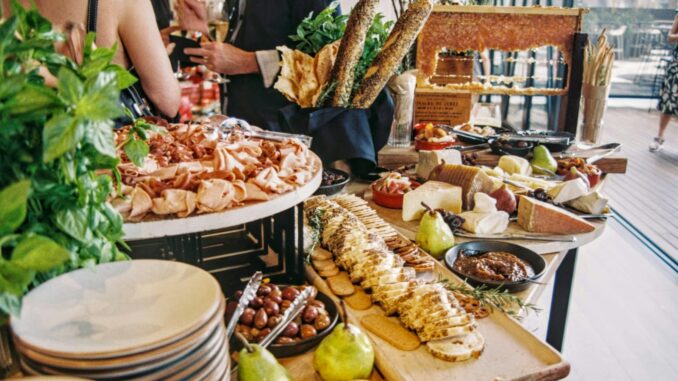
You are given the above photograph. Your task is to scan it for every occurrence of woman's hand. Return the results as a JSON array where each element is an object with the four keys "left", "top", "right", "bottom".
[
  {"left": 175, "top": 0, "right": 209, "bottom": 34},
  {"left": 185, "top": 42, "right": 260, "bottom": 75}
]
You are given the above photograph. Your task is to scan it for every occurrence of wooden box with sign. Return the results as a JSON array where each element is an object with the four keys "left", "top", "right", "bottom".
[{"left": 414, "top": 88, "right": 471, "bottom": 126}]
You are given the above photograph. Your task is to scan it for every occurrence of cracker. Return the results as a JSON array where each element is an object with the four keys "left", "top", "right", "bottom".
[
  {"left": 344, "top": 288, "right": 372, "bottom": 310},
  {"left": 360, "top": 314, "right": 420, "bottom": 351},
  {"left": 312, "top": 259, "right": 337, "bottom": 272},
  {"left": 311, "top": 247, "right": 333, "bottom": 261},
  {"left": 327, "top": 272, "right": 355, "bottom": 296},
  {"left": 318, "top": 266, "right": 340, "bottom": 277}
]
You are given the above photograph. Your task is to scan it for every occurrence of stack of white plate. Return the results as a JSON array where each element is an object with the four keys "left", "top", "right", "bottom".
[{"left": 11, "top": 260, "right": 228, "bottom": 380}]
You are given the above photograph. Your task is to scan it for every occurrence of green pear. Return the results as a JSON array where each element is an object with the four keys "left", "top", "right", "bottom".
[
  {"left": 313, "top": 302, "right": 374, "bottom": 381},
  {"left": 238, "top": 344, "right": 292, "bottom": 381},
  {"left": 530, "top": 145, "right": 557, "bottom": 175},
  {"left": 415, "top": 204, "right": 455, "bottom": 259}
]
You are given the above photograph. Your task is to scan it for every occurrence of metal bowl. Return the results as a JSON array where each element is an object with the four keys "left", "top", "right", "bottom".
[
  {"left": 444, "top": 241, "right": 546, "bottom": 292},
  {"left": 489, "top": 138, "right": 534, "bottom": 157}
]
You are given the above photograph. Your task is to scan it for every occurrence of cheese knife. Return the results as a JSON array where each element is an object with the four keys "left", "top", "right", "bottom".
[{"left": 454, "top": 231, "right": 577, "bottom": 242}]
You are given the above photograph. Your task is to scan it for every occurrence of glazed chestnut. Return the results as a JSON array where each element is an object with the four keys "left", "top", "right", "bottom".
[
  {"left": 268, "top": 284, "right": 280, "bottom": 293},
  {"left": 281, "top": 286, "right": 300, "bottom": 301},
  {"left": 249, "top": 296, "right": 264, "bottom": 309},
  {"left": 268, "top": 315, "right": 282, "bottom": 328},
  {"left": 239, "top": 308, "right": 256, "bottom": 326},
  {"left": 280, "top": 300, "right": 292, "bottom": 309},
  {"left": 302, "top": 306, "right": 318, "bottom": 323},
  {"left": 308, "top": 299, "right": 325, "bottom": 311},
  {"left": 257, "top": 328, "right": 272, "bottom": 342},
  {"left": 314, "top": 312, "right": 331, "bottom": 331},
  {"left": 254, "top": 309, "right": 268, "bottom": 329},
  {"left": 257, "top": 285, "right": 272, "bottom": 297},
  {"left": 300, "top": 324, "right": 317, "bottom": 339},
  {"left": 263, "top": 300, "right": 280, "bottom": 316},
  {"left": 236, "top": 324, "right": 254, "bottom": 341},
  {"left": 234, "top": 290, "right": 243, "bottom": 301},
  {"left": 266, "top": 293, "right": 283, "bottom": 305},
  {"left": 225, "top": 301, "right": 238, "bottom": 321},
  {"left": 250, "top": 327, "right": 260, "bottom": 338},
  {"left": 282, "top": 322, "right": 299, "bottom": 337},
  {"left": 275, "top": 336, "right": 295, "bottom": 345}
]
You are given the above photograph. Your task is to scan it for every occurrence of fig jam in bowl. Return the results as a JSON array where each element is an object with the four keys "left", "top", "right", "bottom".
[{"left": 444, "top": 241, "right": 546, "bottom": 292}]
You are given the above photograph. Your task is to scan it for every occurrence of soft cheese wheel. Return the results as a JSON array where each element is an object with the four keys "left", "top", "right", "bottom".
[{"left": 402, "top": 181, "right": 462, "bottom": 221}]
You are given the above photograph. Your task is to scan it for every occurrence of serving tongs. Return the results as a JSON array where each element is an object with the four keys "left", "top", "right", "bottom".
[
  {"left": 205, "top": 115, "right": 313, "bottom": 146},
  {"left": 231, "top": 287, "right": 314, "bottom": 376},
  {"left": 225, "top": 271, "right": 263, "bottom": 339},
  {"left": 585, "top": 142, "right": 621, "bottom": 165}
]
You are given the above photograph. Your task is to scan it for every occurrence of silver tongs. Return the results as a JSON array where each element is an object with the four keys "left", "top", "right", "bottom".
[
  {"left": 231, "top": 287, "right": 314, "bottom": 376},
  {"left": 205, "top": 115, "right": 313, "bottom": 146},
  {"left": 225, "top": 271, "right": 263, "bottom": 339}
]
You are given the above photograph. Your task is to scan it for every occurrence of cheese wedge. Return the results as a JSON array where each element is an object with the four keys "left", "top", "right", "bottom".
[
  {"left": 429, "top": 164, "right": 495, "bottom": 210},
  {"left": 498, "top": 155, "right": 531, "bottom": 175},
  {"left": 547, "top": 178, "right": 589, "bottom": 204},
  {"left": 517, "top": 196, "right": 595, "bottom": 234},
  {"left": 459, "top": 193, "right": 509, "bottom": 234},
  {"left": 416, "top": 149, "right": 462, "bottom": 179},
  {"left": 402, "top": 181, "right": 462, "bottom": 221},
  {"left": 567, "top": 191, "right": 609, "bottom": 214}
]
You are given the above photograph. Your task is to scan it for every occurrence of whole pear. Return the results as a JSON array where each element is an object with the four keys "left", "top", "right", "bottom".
[
  {"left": 313, "top": 302, "right": 374, "bottom": 381},
  {"left": 530, "top": 145, "right": 557, "bottom": 175},
  {"left": 238, "top": 343, "right": 292, "bottom": 381},
  {"left": 415, "top": 203, "right": 455, "bottom": 259}
]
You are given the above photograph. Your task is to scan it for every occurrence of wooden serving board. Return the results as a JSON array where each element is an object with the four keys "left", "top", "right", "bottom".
[
  {"left": 363, "top": 191, "right": 605, "bottom": 255},
  {"left": 305, "top": 261, "right": 570, "bottom": 381},
  {"left": 378, "top": 145, "right": 627, "bottom": 174}
]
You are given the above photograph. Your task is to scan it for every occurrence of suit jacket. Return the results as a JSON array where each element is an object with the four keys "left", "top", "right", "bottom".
[{"left": 227, "top": 0, "right": 335, "bottom": 130}]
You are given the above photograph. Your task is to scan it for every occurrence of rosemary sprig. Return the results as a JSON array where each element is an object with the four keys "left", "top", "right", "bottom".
[
  {"left": 303, "top": 207, "right": 326, "bottom": 261},
  {"left": 440, "top": 276, "right": 541, "bottom": 320}
]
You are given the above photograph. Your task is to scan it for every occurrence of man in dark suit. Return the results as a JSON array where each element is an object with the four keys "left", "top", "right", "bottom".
[{"left": 180, "top": 0, "right": 335, "bottom": 130}]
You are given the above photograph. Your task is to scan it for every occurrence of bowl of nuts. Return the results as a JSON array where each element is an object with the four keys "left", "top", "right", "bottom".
[{"left": 227, "top": 283, "right": 339, "bottom": 357}]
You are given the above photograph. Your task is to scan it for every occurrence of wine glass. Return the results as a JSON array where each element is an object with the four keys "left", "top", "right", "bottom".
[{"left": 206, "top": 0, "right": 229, "bottom": 43}]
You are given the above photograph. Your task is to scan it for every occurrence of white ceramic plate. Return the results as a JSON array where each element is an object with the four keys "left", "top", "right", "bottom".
[{"left": 12, "top": 260, "right": 222, "bottom": 359}]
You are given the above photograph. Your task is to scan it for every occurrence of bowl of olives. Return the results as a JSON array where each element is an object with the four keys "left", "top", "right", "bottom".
[
  {"left": 227, "top": 283, "right": 339, "bottom": 357},
  {"left": 489, "top": 137, "right": 534, "bottom": 157}
]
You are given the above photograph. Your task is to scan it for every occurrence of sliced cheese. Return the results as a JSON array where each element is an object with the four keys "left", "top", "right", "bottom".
[
  {"left": 547, "top": 179, "right": 589, "bottom": 204},
  {"left": 416, "top": 150, "right": 462, "bottom": 180},
  {"left": 517, "top": 196, "right": 595, "bottom": 234},
  {"left": 567, "top": 191, "right": 609, "bottom": 214},
  {"left": 429, "top": 164, "right": 495, "bottom": 210},
  {"left": 498, "top": 155, "right": 532, "bottom": 175},
  {"left": 460, "top": 210, "right": 509, "bottom": 234},
  {"left": 459, "top": 193, "right": 509, "bottom": 234},
  {"left": 402, "top": 181, "right": 462, "bottom": 221}
]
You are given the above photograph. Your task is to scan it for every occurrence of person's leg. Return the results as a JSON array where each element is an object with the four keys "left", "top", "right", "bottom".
[
  {"left": 650, "top": 112, "right": 671, "bottom": 152},
  {"left": 658, "top": 112, "right": 671, "bottom": 139}
]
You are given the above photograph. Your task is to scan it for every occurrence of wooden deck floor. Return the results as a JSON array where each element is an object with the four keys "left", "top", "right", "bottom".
[{"left": 600, "top": 107, "right": 678, "bottom": 258}]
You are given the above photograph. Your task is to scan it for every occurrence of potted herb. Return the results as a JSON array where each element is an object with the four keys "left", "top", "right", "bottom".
[{"left": 0, "top": 2, "right": 132, "bottom": 373}]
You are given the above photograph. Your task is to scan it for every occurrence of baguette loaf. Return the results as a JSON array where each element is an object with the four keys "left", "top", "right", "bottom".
[
  {"left": 352, "top": 0, "right": 434, "bottom": 108},
  {"left": 328, "top": 0, "right": 380, "bottom": 106}
]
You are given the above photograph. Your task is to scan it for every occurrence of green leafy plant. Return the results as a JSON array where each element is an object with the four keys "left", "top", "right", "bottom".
[
  {"left": 117, "top": 117, "right": 163, "bottom": 167},
  {"left": 290, "top": 1, "right": 347, "bottom": 56},
  {"left": 0, "top": 1, "right": 131, "bottom": 317}
]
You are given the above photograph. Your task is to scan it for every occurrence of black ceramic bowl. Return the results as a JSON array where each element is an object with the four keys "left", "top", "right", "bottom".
[
  {"left": 314, "top": 168, "right": 350, "bottom": 196},
  {"left": 444, "top": 241, "right": 546, "bottom": 292},
  {"left": 229, "top": 289, "right": 339, "bottom": 358},
  {"left": 489, "top": 138, "right": 534, "bottom": 157}
]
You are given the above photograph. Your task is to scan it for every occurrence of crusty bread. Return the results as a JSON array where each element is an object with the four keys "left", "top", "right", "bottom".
[
  {"left": 426, "top": 332, "right": 485, "bottom": 362},
  {"left": 517, "top": 196, "right": 595, "bottom": 234}
]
